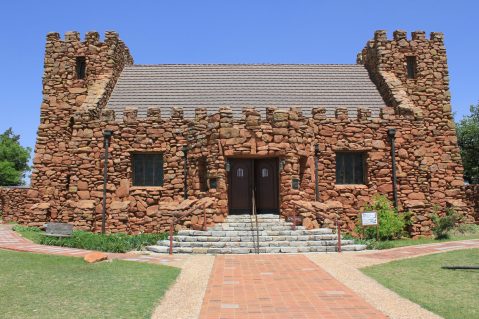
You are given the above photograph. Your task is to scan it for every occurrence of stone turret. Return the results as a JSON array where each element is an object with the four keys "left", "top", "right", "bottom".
[
  {"left": 359, "top": 30, "right": 471, "bottom": 233},
  {"left": 30, "top": 31, "right": 133, "bottom": 201},
  {"left": 359, "top": 30, "right": 451, "bottom": 119}
]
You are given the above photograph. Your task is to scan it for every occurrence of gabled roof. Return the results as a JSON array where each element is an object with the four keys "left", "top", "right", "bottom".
[{"left": 106, "top": 64, "right": 386, "bottom": 119}]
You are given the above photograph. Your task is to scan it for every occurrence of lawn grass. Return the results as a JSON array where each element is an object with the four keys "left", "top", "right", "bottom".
[
  {"left": 362, "top": 249, "right": 479, "bottom": 319},
  {"left": 348, "top": 225, "right": 479, "bottom": 250},
  {"left": 0, "top": 249, "right": 180, "bottom": 319},
  {"left": 13, "top": 225, "right": 168, "bottom": 253}
]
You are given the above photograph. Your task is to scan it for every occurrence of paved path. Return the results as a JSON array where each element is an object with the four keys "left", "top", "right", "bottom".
[
  {"left": 362, "top": 239, "right": 479, "bottom": 260},
  {"left": 0, "top": 224, "right": 184, "bottom": 267},
  {"left": 199, "top": 254, "right": 387, "bottom": 319}
]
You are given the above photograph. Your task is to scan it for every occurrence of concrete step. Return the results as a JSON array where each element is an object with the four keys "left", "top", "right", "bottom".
[
  {"left": 146, "top": 244, "right": 367, "bottom": 254},
  {"left": 156, "top": 239, "right": 354, "bottom": 248},
  {"left": 209, "top": 225, "right": 306, "bottom": 231},
  {"left": 173, "top": 234, "right": 338, "bottom": 242},
  {"left": 225, "top": 215, "right": 283, "bottom": 221},
  {"left": 211, "top": 220, "right": 298, "bottom": 226},
  {"left": 177, "top": 228, "right": 333, "bottom": 237}
]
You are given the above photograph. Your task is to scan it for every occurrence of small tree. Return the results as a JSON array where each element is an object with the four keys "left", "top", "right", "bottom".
[
  {"left": 456, "top": 103, "right": 479, "bottom": 184},
  {"left": 358, "top": 195, "right": 407, "bottom": 240},
  {"left": 0, "top": 128, "right": 31, "bottom": 186}
]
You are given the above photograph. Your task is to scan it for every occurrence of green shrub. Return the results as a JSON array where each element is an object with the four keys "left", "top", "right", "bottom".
[
  {"left": 14, "top": 226, "right": 168, "bottom": 253},
  {"left": 431, "top": 207, "right": 463, "bottom": 240},
  {"left": 453, "top": 223, "right": 479, "bottom": 236},
  {"left": 358, "top": 194, "right": 406, "bottom": 241}
]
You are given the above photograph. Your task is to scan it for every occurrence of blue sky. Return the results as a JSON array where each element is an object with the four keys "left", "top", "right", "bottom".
[{"left": 0, "top": 0, "right": 478, "bottom": 160}]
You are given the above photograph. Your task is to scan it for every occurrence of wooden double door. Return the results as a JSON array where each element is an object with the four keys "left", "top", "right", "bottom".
[{"left": 228, "top": 158, "right": 279, "bottom": 215}]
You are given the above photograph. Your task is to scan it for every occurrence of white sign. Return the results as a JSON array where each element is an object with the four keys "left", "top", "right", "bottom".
[{"left": 361, "top": 211, "right": 378, "bottom": 226}]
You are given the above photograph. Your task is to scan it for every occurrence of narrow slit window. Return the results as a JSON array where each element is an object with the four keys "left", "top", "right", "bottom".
[
  {"left": 132, "top": 153, "right": 164, "bottom": 186},
  {"left": 198, "top": 157, "right": 208, "bottom": 192},
  {"left": 406, "top": 56, "right": 417, "bottom": 79},
  {"left": 299, "top": 156, "right": 308, "bottom": 189},
  {"left": 66, "top": 175, "right": 71, "bottom": 191},
  {"left": 76, "top": 56, "right": 86, "bottom": 79}
]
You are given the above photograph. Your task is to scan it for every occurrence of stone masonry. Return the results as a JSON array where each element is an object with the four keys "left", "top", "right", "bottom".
[{"left": 0, "top": 30, "right": 477, "bottom": 237}]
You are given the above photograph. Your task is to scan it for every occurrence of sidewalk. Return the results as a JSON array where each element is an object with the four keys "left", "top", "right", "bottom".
[
  {"left": 0, "top": 224, "right": 185, "bottom": 267},
  {"left": 199, "top": 254, "right": 387, "bottom": 319}
]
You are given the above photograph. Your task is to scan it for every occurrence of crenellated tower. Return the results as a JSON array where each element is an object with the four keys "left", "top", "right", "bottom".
[
  {"left": 30, "top": 31, "right": 133, "bottom": 212},
  {"left": 359, "top": 30, "right": 470, "bottom": 224}
]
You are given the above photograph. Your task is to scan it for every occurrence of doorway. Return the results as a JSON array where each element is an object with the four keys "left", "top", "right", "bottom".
[{"left": 228, "top": 158, "right": 279, "bottom": 215}]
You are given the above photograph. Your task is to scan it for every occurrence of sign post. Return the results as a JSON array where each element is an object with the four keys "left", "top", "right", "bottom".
[{"left": 361, "top": 211, "right": 379, "bottom": 241}]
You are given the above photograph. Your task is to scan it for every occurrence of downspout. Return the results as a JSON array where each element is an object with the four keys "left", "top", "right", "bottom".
[
  {"left": 183, "top": 145, "right": 188, "bottom": 199},
  {"left": 314, "top": 144, "right": 320, "bottom": 201},
  {"left": 388, "top": 128, "right": 398, "bottom": 209},
  {"left": 102, "top": 130, "right": 113, "bottom": 234}
]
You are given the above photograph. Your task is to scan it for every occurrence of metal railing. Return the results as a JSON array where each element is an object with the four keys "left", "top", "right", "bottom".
[{"left": 251, "top": 189, "right": 260, "bottom": 254}]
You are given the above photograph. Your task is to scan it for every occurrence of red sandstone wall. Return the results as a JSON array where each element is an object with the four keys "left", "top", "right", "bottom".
[{"left": 464, "top": 185, "right": 479, "bottom": 222}]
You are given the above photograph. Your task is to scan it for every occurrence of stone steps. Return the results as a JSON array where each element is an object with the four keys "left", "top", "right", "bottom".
[
  {"left": 146, "top": 214, "right": 367, "bottom": 254},
  {"left": 147, "top": 245, "right": 366, "bottom": 254},
  {"left": 177, "top": 228, "right": 332, "bottom": 236},
  {"left": 156, "top": 239, "right": 354, "bottom": 247},
  {"left": 173, "top": 234, "right": 339, "bottom": 242}
]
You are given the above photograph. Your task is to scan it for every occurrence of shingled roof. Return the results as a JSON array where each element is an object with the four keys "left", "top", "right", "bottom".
[{"left": 106, "top": 64, "right": 386, "bottom": 119}]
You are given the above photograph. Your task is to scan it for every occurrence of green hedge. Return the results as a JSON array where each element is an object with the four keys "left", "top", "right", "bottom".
[{"left": 13, "top": 225, "right": 168, "bottom": 253}]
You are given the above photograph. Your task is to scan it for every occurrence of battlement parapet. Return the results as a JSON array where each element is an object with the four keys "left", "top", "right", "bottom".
[
  {"left": 372, "top": 29, "right": 444, "bottom": 44},
  {"left": 72, "top": 106, "right": 398, "bottom": 127},
  {"left": 46, "top": 30, "right": 122, "bottom": 46}
]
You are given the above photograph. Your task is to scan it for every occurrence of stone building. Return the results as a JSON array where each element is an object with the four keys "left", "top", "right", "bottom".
[{"left": 1, "top": 30, "right": 477, "bottom": 237}]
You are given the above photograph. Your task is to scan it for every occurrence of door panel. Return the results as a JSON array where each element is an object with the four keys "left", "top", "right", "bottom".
[
  {"left": 254, "top": 159, "right": 279, "bottom": 214},
  {"left": 228, "top": 159, "right": 252, "bottom": 214},
  {"left": 228, "top": 158, "right": 279, "bottom": 215}
]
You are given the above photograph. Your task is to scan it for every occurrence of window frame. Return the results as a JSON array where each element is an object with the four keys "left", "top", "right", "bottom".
[
  {"left": 76, "top": 56, "right": 86, "bottom": 80},
  {"left": 406, "top": 56, "right": 417, "bottom": 79},
  {"left": 131, "top": 153, "right": 164, "bottom": 187},
  {"left": 335, "top": 151, "right": 367, "bottom": 185},
  {"left": 198, "top": 156, "right": 208, "bottom": 192}
]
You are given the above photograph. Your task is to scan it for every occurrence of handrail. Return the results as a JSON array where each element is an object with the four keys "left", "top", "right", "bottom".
[
  {"left": 248, "top": 205, "right": 257, "bottom": 253},
  {"left": 252, "top": 188, "right": 260, "bottom": 254}
]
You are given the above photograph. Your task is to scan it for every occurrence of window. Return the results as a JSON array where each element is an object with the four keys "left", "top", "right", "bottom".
[
  {"left": 336, "top": 152, "right": 366, "bottom": 184},
  {"left": 76, "top": 56, "right": 86, "bottom": 79},
  {"left": 68, "top": 117, "right": 74, "bottom": 135},
  {"left": 261, "top": 168, "right": 269, "bottom": 177},
  {"left": 198, "top": 157, "right": 208, "bottom": 192},
  {"left": 132, "top": 154, "right": 164, "bottom": 186},
  {"left": 237, "top": 168, "right": 244, "bottom": 177},
  {"left": 406, "top": 56, "right": 416, "bottom": 79}
]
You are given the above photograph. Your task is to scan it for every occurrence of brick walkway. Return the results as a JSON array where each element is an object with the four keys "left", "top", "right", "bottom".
[
  {"left": 362, "top": 239, "right": 479, "bottom": 260},
  {"left": 0, "top": 224, "right": 183, "bottom": 266},
  {"left": 199, "top": 254, "right": 387, "bottom": 319}
]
